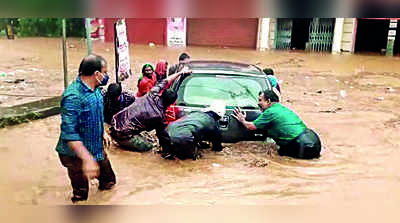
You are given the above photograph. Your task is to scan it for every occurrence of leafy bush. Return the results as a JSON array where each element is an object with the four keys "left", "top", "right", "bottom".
[{"left": 13, "top": 18, "right": 85, "bottom": 37}]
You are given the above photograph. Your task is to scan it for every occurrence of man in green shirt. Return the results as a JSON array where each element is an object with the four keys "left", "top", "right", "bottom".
[{"left": 232, "top": 89, "right": 321, "bottom": 159}]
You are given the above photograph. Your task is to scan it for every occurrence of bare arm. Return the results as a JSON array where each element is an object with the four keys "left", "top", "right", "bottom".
[
  {"left": 165, "top": 66, "right": 192, "bottom": 84},
  {"left": 62, "top": 94, "right": 100, "bottom": 179},
  {"left": 232, "top": 107, "right": 257, "bottom": 131},
  {"left": 67, "top": 141, "right": 95, "bottom": 161},
  {"left": 67, "top": 141, "right": 99, "bottom": 179}
]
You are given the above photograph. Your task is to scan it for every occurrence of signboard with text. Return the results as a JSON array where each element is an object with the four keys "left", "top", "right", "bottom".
[
  {"left": 114, "top": 19, "right": 131, "bottom": 82},
  {"left": 167, "top": 17, "right": 187, "bottom": 47},
  {"left": 388, "top": 30, "right": 397, "bottom": 36}
]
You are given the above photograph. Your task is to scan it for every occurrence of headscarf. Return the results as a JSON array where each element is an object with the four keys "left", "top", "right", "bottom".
[
  {"left": 155, "top": 60, "right": 168, "bottom": 81},
  {"left": 138, "top": 63, "right": 155, "bottom": 85}
]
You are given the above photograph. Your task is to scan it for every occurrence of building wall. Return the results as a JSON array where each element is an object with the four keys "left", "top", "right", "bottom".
[
  {"left": 187, "top": 18, "right": 258, "bottom": 48},
  {"left": 104, "top": 18, "right": 166, "bottom": 45}
]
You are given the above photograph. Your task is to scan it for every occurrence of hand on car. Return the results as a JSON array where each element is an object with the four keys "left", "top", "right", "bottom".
[
  {"left": 180, "top": 66, "right": 192, "bottom": 75},
  {"left": 232, "top": 107, "right": 246, "bottom": 123}
]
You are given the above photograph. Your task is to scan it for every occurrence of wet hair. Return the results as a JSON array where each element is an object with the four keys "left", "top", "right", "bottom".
[
  {"left": 263, "top": 68, "right": 274, "bottom": 76},
  {"left": 161, "top": 89, "right": 177, "bottom": 108},
  {"left": 178, "top": 53, "right": 190, "bottom": 62},
  {"left": 106, "top": 83, "right": 122, "bottom": 100},
  {"left": 259, "top": 89, "right": 279, "bottom": 102},
  {"left": 78, "top": 55, "right": 106, "bottom": 76},
  {"left": 141, "top": 64, "right": 154, "bottom": 74}
]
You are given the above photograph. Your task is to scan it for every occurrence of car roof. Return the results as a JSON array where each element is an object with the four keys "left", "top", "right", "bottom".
[{"left": 189, "top": 60, "right": 264, "bottom": 76}]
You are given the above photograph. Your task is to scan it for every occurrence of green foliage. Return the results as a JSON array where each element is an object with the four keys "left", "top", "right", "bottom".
[
  {"left": 17, "top": 18, "right": 61, "bottom": 37},
  {"left": 66, "top": 18, "right": 85, "bottom": 37},
  {"left": 0, "top": 19, "right": 7, "bottom": 30},
  {"left": 0, "top": 112, "right": 41, "bottom": 128},
  {"left": 14, "top": 18, "right": 85, "bottom": 37}
]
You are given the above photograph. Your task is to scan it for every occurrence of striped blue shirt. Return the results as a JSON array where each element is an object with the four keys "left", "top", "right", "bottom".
[{"left": 56, "top": 76, "right": 105, "bottom": 161}]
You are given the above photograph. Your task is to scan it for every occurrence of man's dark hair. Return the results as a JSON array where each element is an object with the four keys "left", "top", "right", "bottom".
[
  {"left": 161, "top": 89, "right": 177, "bottom": 108},
  {"left": 78, "top": 55, "right": 106, "bottom": 76},
  {"left": 178, "top": 53, "right": 190, "bottom": 62},
  {"left": 263, "top": 68, "right": 274, "bottom": 76},
  {"left": 259, "top": 89, "right": 279, "bottom": 102},
  {"left": 106, "top": 83, "right": 122, "bottom": 100}
]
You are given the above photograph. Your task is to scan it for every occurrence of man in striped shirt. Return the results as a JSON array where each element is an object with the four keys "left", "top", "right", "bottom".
[{"left": 55, "top": 55, "right": 116, "bottom": 203}]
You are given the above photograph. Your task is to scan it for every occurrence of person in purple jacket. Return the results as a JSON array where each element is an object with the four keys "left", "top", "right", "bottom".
[{"left": 109, "top": 67, "right": 191, "bottom": 152}]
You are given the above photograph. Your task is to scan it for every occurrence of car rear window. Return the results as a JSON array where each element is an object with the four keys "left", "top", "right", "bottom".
[{"left": 177, "top": 74, "right": 267, "bottom": 108}]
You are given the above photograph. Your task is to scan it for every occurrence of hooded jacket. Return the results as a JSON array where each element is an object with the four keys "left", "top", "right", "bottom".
[
  {"left": 110, "top": 80, "right": 169, "bottom": 140},
  {"left": 166, "top": 111, "right": 222, "bottom": 151}
]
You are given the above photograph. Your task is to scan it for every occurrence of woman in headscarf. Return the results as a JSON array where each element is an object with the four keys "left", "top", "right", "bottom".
[
  {"left": 155, "top": 60, "right": 168, "bottom": 82},
  {"left": 137, "top": 63, "right": 157, "bottom": 97}
]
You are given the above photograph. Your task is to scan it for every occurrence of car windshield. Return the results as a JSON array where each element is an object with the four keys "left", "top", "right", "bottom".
[{"left": 177, "top": 74, "right": 267, "bottom": 108}]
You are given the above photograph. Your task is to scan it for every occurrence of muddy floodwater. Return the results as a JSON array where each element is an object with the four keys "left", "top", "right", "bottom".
[{"left": 0, "top": 38, "right": 400, "bottom": 205}]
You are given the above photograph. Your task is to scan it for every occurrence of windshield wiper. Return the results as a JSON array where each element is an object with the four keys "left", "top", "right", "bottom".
[
  {"left": 241, "top": 106, "right": 258, "bottom": 109},
  {"left": 230, "top": 79, "right": 258, "bottom": 101}
]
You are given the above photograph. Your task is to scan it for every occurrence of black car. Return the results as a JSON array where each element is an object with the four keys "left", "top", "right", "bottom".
[{"left": 166, "top": 60, "right": 272, "bottom": 143}]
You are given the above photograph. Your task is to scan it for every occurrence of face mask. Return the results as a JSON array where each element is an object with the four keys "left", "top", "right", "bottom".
[{"left": 97, "top": 73, "right": 109, "bottom": 86}]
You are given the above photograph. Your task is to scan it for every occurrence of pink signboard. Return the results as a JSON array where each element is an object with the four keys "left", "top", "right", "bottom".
[{"left": 167, "top": 17, "right": 187, "bottom": 47}]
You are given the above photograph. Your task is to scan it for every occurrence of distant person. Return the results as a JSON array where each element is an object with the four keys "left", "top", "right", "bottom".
[
  {"left": 56, "top": 55, "right": 116, "bottom": 203},
  {"left": 102, "top": 83, "right": 136, "bottom": 124},
  {"left": 155, "top": 60, "right": 168, "bottom": 82},
  {"left": 232, "top": 89, "right": 321, "bottom": 159},
  {"left": 137, "top": 63, "right": 157, "bottom": 97},
  {"left": 263, "top": 68, "right": 281, "bottom": 93},
  {"left": 158, "top": 101, "right": 225, "bottom": 160},
  {"left": 169, "top": 53, "right": 191, "bottom": 75},
  {"left": 109, "top": 67, "right": 192, "bottom": 152}
]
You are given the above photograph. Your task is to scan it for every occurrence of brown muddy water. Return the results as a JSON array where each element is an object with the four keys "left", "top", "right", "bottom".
[{"left": 0, "top": 38, "right": 400, "bottom": 205}]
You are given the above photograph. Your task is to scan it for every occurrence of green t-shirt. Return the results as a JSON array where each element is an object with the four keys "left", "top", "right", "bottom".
[{"left": 253, "top": 103, "right": 306, "bottom": 146}]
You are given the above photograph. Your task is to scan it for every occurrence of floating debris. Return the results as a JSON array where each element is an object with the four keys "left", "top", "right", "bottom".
[
  {"left": 386, "top": 87, "right": 395, "bottom": 93},
  {"left": 319, "top": 107, "right": 343, "bottom": 113},
  {"left": 212, "top": 163, "right": 221, "bottom": 168},
  {"left": 339, "top": 90, "right": 347, "bottom": 98}
]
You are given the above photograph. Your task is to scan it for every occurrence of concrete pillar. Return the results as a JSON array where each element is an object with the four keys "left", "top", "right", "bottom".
[
  {"left": 351, "top": 18, "right": 357, "bottom": 53},
  {"left": 332, "top": 18, "right": 344, "bottom": 54},
  {"left": 257, "top": 18, "right": 271, "bottom": 51}
]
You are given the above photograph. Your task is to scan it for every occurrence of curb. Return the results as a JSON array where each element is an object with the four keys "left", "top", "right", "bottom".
[{"left": 0, "top": 96, "right": 61, "bottom": 128}]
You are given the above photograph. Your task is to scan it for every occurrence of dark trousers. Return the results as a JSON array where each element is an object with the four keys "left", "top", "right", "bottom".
[
  {"left": 114, "top": 134, "right": 153, "bottom": 152},
  {"left": 278, "top": 128, "right": 321, "bottom": 159},
  {"left": 59, "top": 152, "right": 116, "bottom": 201},
  {"left": 158, "top": 128, "right": 198, "bottom": 160}
]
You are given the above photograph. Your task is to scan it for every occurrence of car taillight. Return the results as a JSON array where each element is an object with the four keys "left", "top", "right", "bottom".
[{"left": 166, "top": 103, "right": 180, "bottom": 123}]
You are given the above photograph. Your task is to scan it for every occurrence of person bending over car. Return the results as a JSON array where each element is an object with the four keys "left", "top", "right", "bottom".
[
  {"left": 109, "top": 67, "right": 192, "bottom": 152},
  {"left": 102, "top": 83, "right": 136, "bottom": 124},
  {"left": 232, "top": 89, "right": 321, "bottom": 159},
  {"left": 158, "top": 101, "right": 225, "bottom": 160}
]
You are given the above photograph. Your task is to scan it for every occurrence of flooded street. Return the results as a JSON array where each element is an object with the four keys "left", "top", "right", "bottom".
[{"left": 1, "top": 38, "right": 400, "bottom": 205}]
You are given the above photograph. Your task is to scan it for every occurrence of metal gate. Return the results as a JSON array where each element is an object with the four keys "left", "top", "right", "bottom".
[
  {"left": 275, "top": 19, "right": 293, "bottom": 49},
  {"left": 308, "top": 18, "right": 335, "bottom": 52}
]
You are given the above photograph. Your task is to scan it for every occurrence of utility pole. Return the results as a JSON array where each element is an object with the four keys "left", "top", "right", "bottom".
[
  {"left": 85, "top": 18, "right": 92, "bottom": 55},
  {"left": 62, "top": 19, "right": 68, "bottom": 89},
  {"left": 386, "top": 19, "right": 398, "bottom": 56}
]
